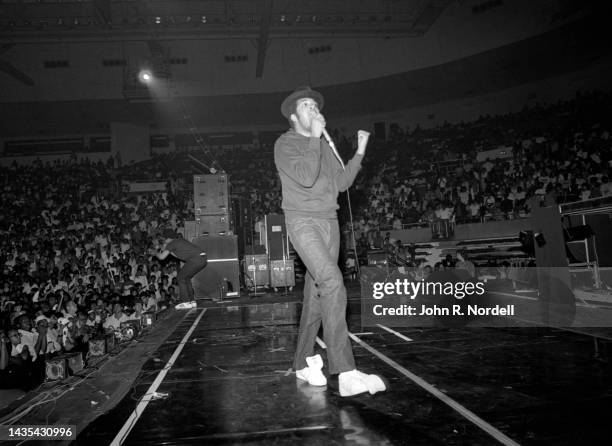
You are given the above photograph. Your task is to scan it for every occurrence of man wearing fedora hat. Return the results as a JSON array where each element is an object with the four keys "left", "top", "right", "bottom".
[
  {"left": 275, "top": 86, "right": 386, "bottom": 397},
  {"left": 156, "top": 229, "right": 207, "bottom": 303}
]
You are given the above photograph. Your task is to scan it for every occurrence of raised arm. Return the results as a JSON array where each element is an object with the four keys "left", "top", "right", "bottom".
[{"left": 336, "top": 130, "right": 370, "bottom": 192}]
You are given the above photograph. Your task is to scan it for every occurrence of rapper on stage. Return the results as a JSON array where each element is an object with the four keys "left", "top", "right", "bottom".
[{"left": 274, "top": 86, "right": 386, "bottom": 397}]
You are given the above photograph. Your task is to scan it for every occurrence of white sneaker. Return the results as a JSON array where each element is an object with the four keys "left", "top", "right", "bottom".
[
  {"left": 296, "top": 354, "right": 327, "bottom": 386},
  {"left": 339, "top": 369, "right": 386, "bottom": 397},
  {"left": 353, "top": 370, "right": 386, "bottom": 395}
]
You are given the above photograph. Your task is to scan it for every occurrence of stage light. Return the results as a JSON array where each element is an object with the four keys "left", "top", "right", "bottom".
[{"left": 138, "top": 70, "right": 153, "bottom": 84}]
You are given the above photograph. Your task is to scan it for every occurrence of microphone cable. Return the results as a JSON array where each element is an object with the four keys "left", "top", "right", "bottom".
[
  {"left": 324, "top": 131, "right": 361, "bottom": 273},
  {"left": 345, "top": 187, "right": 361, "bottom": 274}
]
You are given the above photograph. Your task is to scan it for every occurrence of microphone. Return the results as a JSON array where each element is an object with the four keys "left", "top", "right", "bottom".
[
  {"left": 320, "top": 128, "right": 345, "bottom": 170},
  {"left": 313, "top": 112, "right": 344, "bottom": 168},
  {"left": 321, "top": 128, "right": 333, "bottom": 147}
]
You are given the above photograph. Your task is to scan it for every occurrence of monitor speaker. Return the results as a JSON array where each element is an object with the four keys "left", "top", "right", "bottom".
[
  {"left": 192, "top": 235, "right": 240, "bottom": 299},
  {"left": 45, "top": 356, "right": 67, "bottom": 381}
]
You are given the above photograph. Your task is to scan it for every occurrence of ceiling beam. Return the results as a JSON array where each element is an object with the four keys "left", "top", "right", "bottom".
[
  {"left": 93, "top": 0, "right": 112, "bottom": 25},
  {"left": 255, "top": 0, "right": 273, "bottom": 78}
]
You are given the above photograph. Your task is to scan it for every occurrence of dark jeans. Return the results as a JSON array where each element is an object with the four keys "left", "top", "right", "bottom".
[
  {"left": 286, "top": 216, "right": 356, "bottom": 375},
  {"left": 177, "top": 255, "right": 207, "bottom": 301}
]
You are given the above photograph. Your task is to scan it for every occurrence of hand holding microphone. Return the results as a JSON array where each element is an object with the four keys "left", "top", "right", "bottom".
[
  {"left": 310, "top": 111, "right": 326, "bottom": 139},
  {"left": 311, "top": 111, "right": 335, "bottom": 148}
]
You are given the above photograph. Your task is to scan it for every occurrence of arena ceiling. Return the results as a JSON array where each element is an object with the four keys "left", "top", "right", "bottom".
[
  {"left": 0, "top": 0, "right": 607, "bottom": 137},
  {"left": 1, "top": 10, "right": 609, "bottom": 138},
  {"left": 0, "top": 0, "right": 452, "bottom": 79},
  {"left": 0, "top": 0, "right": 451, "bottom": 40}
]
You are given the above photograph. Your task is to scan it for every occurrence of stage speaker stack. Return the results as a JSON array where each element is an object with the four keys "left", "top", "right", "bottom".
[
  {"left": 192, "top": 235, "right": 240, "bottom": 300},
  {"left": 194, "top": 174, "right": 231, "bottom": 236},
  {"left": 195, "top": 214, "right": 230, "bottom": 236},
  {"left": 265, "top": 213, "right": 295, "bottom": 290}
]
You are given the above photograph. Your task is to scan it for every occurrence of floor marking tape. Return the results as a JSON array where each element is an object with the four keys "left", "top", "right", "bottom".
[
  {"left": 349, "top": 332, "right": 521, "bottom": 446},
  {"left": 376, "top": 324, "right": 414, "bottom": 342},
  {"left": 110, "top": 309, "right": 207, "bottom": 446}
]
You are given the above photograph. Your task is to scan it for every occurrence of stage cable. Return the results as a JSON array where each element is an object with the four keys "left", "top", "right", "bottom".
[
  {"left": 345, "top": 188, "right": 361, "bottom": 273},
  {"left": 326, "top": 133, "right": 361, "bottom": 273}
]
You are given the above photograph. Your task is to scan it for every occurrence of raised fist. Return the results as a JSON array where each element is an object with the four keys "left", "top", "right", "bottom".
[{"left": 357, "top": 130, "right": 371, "bottom": 154}]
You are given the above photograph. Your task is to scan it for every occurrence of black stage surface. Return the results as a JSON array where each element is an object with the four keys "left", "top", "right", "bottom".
[{"left": 4, "top": 282, "right": 612, "bottom": 445}]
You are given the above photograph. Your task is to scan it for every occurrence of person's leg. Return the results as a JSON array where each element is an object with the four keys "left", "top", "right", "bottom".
[
  {"left": 293, "top": 270, "right": 321, "bottom": 371},
  {"left": 177, "top": 256, "right": 207, "bottom": 301},
  {"left": 287, "top": 217, "right": 355, "bottom": 375},
  {"left": 321, "top": 219, "right": 355, "bottom": 374}
]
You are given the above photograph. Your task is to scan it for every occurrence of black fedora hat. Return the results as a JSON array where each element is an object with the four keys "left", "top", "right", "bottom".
[{"left": 280, "top": 86, "right": 324, "bottom": 119}]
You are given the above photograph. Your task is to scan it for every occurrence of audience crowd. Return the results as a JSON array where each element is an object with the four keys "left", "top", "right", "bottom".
[
  {"left": 348, "top": 90, "right": 612, "bottom": 240},
  {"left": 0, "top": 158, "right": 192, "bottom": 390}
]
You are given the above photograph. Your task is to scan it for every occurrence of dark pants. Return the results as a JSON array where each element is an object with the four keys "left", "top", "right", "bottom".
[
  {"left": 177, "top": 255, "right": 207, "bottom": 301},
  {"left": 286, "top": 216, "right": 356, "bottom": 375}
]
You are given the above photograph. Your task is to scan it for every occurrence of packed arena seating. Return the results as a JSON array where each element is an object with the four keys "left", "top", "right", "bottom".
[
  {"left": 1, "top": 90, "right": 612, "bottom": 390},
  {"left": 349, "top": 90, "right": 612, "bottom": 238},
  {"left": 0, "top": 158, "right": 187, "bottom": 390}
]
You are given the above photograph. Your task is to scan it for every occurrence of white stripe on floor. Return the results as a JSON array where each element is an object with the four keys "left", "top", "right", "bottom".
[
  {"left": 348, "top": 332, "right": 521, "bottom": 446},
  {"left": 111, "top": 308, "right": 207, "bottom": 446},
  {"left": 376, "top": 324, "right": 413, "bottom": 342}
]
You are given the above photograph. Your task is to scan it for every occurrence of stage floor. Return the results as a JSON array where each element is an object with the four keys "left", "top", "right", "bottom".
[{"left": 6, "top": 283, "right": 612, "bottom": 445}]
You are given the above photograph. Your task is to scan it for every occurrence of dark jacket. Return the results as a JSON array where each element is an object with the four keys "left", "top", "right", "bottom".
[{"left": 274, "top": 128, "right": 362, "bottom": 219}]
